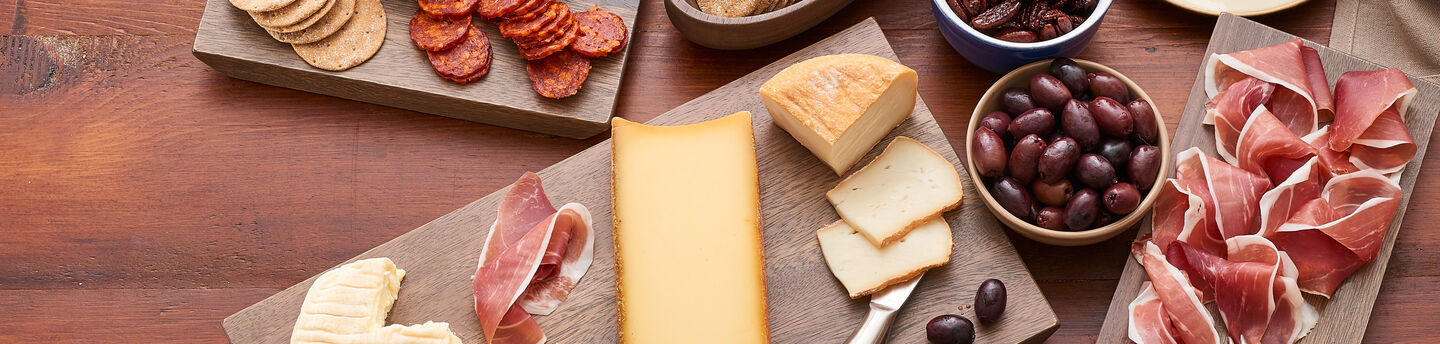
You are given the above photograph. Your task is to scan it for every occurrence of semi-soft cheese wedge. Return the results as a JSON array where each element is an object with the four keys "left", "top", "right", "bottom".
[
  {"left": 290, "top": 258, "right": 462, "bottom": 344},
  {"left": 826, "top": 136, "right": 964, "bottom": 246},
  {"left": 760, "top": 53, "right": 918, "bottom": 175},
  {"left": 611, "top": 112, "right": 769, "bottom": 344},
  {"left": 818, "top": 217, "right": 953, "bottom": 298}
]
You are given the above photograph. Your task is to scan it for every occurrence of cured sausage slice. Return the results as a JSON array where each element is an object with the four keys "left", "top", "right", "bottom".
[
  {"left": 499, "top": 2, "right": 564, "bottom": 38},
  {"left": 526, "top": 50, "right": 590, "bottom": 99},
  {"left": 409, "top": 11, "right": 470, "bottom": 51},
  {"left": 504, "top": 0, "right": 550, "bottom": 21},
  {"left": 418, "top": 0, "right": 479, "bottom": 19},
  {"left": 570, "top": 8, "right": 627, "bottom": 58},
  {"left": 476, "top": 0, "right": 524, "bottom": 19},
  {"left": 516, "top": 4, "right": 569, "bottom": 43},
  {"left": 518, "top": 18, "right": 577, "bottom": 60},
  {"left": 427, "top": 25, "right": 493, "bottom": 83}
]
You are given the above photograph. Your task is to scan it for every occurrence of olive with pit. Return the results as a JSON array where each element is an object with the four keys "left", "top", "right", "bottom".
[
  {"left": 993, "top": 177, "right": 1036, "bottom": 220},
  {"left": 1088, "top": 72, "right": 1130, "bottom": 104},
  {"left": 1128, "top": 99, "right": 1160, "bottom": 145},
  {"left": 979, "top": 111, "right": 1013, "bottom": 140},
  {"left": 1030, "top": 73, "right": 1073, "bottom": 111},
  {"left": 1008, "top": 134, "right": 1046, "bottom": 185},
  {"left": 1000, "top": 87, "right": 1037, "bottom": 116},
  {"left": 1008, "top": 108, "right": 1055, "bottom": 139},
  {"left": 1032, "top": 179, "right": 1073, "bottom": 206},
  {"left": 926, "top": 314, "right": 975, "bottom": 344},
  {"left": 1037, "top": 137, "right": 1080, "bottom": 184},
  {"left": 1061, "top": 99, "right": 1100, "bottom": 151},
  {"left": 1076, "top": 154, "right": 1117, "bottom": 190},
  {"left": 1103, "top": 183, "right": 1142, "bottom": 214},
  {"left": 1049, "top": 57, "right": 1089, "bottom": 96},
  {"left": 1129, "top": 145, "right": 1162, "bottom": 190},
  {"left": 1064, "top": 189, "right": 1101, "bottom": 230},
  {"left": 1036, "top": 206, "right": 1066, "bottom": 231},
  {"left": 1090, "top": 97, "right": 1134, "bottom": 137},
  {"left": 972, "top": 127, "right": 1008, "bottom": 177},
  {"left": 974, "top": 279, "right": 1008, "bottom": 324},
  {"left": 1096, "top": 139, "right": 1132, "bottom": 169}
]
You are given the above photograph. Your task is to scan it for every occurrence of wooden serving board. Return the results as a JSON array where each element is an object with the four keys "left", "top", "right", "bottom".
[
  {"left": 1096, "top": 14, "right": 1440, "bottom": 343},
  {"left": 222, "top": 18, "right": 1058, "bottom": 343},
  {"left": 192, "top": 0, "right": 638, "bottom": 139}
]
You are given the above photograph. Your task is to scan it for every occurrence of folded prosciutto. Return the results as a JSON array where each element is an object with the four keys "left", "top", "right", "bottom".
[
  {"left": 1204, "top": 39, "right": 1333, "bottom": 165},
  {"left": 1329, "top": 68, "right": 1418, "bottom": 174},
  {"left": 474, "top": 172, "right": 595, "bottom": 344}
]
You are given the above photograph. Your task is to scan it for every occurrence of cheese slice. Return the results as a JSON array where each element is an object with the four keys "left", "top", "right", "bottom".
[
  {"left": 611, "top": 112, "right": 769, "bottom": 344},
  {"left": 826, "top": 136, "right": 964, "bottom": 246},
  {"left": 290, "top": 258, "right": 461, "bottom": 344},
  {"left": 818, "top": 217, "right": 953, "bottom": 298},
  {"left": 760, "top": 53, "right": 918, "bottom": 175}
]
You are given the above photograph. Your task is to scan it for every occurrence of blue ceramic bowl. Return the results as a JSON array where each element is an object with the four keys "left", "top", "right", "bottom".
[{"left": 931, "top": 0, "right": 1114, "bottom": 73}]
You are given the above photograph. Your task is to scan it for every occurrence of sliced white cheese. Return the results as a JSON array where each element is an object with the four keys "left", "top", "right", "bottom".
[
  {"left": 760, "top": 53, "right": 917, "bottom": 175},
  {"left": 826, "top": 136, "right": 964, "bottom": 246},
  {"left": 290, "top": 258, "right": 462, "bottom": 344},
  {"left": 818, "top": 217, "right": 953, "bottom": 298}
]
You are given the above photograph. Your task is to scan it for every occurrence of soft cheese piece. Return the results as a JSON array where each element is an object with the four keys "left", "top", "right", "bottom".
[
  {"left": 826, "top": 136, "right": 965, "bottom": 246},
  {"left": 610, "top": 112, "right": 769, "bottom": 344},
  {"left": 291, "top": 258, "right": 462, "bottom": 344},
  {"left": 818, "top": 217, "right": 953, "bottom": 298},
  {"left": 760, "top": 53, "right": 918, "bottom": 175}
]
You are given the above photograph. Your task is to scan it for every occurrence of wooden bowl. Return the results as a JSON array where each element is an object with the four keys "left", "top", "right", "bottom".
[
  {"left": 664, "top": 0, "right": 857, "bottom": 50},
  {"left": 965, "top": 59, "right": 1171, "bottom": 246}
]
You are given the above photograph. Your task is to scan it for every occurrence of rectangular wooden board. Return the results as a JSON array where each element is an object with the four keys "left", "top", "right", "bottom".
[
  {"left": 1096, "top": 13, "right": 1440, "bottom": 343},
  {"left": 222, "top": 18, "right": 1058, "bottom": 343},
  {"left": 192, "top": 0, "right": 638, "bottom": 139}
]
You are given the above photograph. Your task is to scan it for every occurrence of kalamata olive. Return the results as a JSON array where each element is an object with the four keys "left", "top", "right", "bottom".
[
  {"left": 992, "top": 177, "right": 1035, "bottom": 220},
  {"left": 1032, "top": 179, "right": 1073, "bottom": 206},
  {"left": 1096, "top": 139, "right": 1132, "bottom": 169},
  {"left": 1008, "top": 134, "right": 1046, "bottom": 185},
  {"left": 975, "top": 279, "right": 1007, "bottom": 324},
  {"left": 1129, "top": 145, "right": 1162, "bottom": 190},
  {"left": 972, "top": 127, "right": 1008, "bottom": 177},
  {"left": 1000, "top": 87, "right": 1037, "bottom": 116},
  {"left": 926, "top": 314, "right": 975, "bottom": 344},
  {"left": 1090, "top": 97, "right": 1134, "bottom": 137},
  {"left": 1128, "top": 99, "right": 1160, "bottom": 145},
  {"left": 1087, "top": 72, "right": 1131, "bottom": 104},
  {"left": 979, "top": 111, "right": 1013, "bottom": 140},
  {"left": 1060, "top": 99, "right": 1100, "bottom": 151},
  {"left": 1104, "top": 183, "right": 1142, "bottom": 214},
  {"left": 1076, "top": 154, "right": 1117, "bottom": 190},
  {"left": 1008, "top": 108, "right": 1055, "bottom": 139},
  {"left": 1046, "top": 132, "right": 1065, "bottom": 145},
  {"left": 1049, "top": 57, "right": 1089, "bottom": 96},
  {"left": 1064, "top": 189, "right": 1100, "bottom": 230},
  {"left": 1030, "top": 73, "right": 1072, "bottom": 111},
  {"left": 1036, "top": 207, "right": 1066, "bottom": 230},
  {"left": 1037, "top": 137, "right": 1080, "bottom": 184}
]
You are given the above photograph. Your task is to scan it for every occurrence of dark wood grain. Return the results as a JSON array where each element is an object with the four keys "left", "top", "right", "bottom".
[
  {"left": 221, "top": 19, "right": 1058, "bottom": 343},
  {"left": 191, "top": 0, "right": 640, "bottom": 139},
  {"left": 1095, "top": 13, "right": 1440, "bottom": 343}
]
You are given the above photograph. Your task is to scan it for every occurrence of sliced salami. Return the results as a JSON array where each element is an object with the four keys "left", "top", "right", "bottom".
[
  {"left": 409, "top": 11, "right": 471, "bottom": 51},
  {"left": 516, "top": 13, "right": 570, "bottom": 48},
  {"left": 504, "top": 0, "right": 550, "bottom": 21},
  {"left": 427, "top": 25, "right": 493, "bottom": 83},
  {"left": 418, "top": 0, "right": 479, "bottom": 19},
  {"left": 519, "top": 18, "right": 577, "bottom": 60},
  {"left": 526, "top": 49, "right": 590, "bottom": 99},
  {"left": 476, "top": 0, "right": 524, "bottom": 19},
  {"left": 570, "top": 8, "right": 626, "bottom": 58},
  {"left": 499, "top": 2, "right": 564, "bottom": 38}
]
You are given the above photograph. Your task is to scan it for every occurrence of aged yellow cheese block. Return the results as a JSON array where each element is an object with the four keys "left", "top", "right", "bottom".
[
  {"left": 817, "top": 217, "right": 952, "bottom": 298},
  {"left": 760, "top": 53, "right": 917, "bottom": 175},
  {"left": 289, "top": 258, "right": 461, "bottom": 344},
  {"left": 610, "top": 112, "right": 769, "bottom": 344},
  {"left": 826, "top": 136, "right": 964, "bottom": 246}
]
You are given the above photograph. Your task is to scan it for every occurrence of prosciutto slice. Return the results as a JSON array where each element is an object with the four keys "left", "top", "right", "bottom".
[
  {"left": 1228, "top": 236, "right": 1319, "bottom": 344},
  {"left": 1175, "top": 148, "right": 1273, "bottom": 239},
  {"left": 1151, "top": 179, "right": 1226, "bottom": 257},
  {"left": 1299, "top": 126, "right": 1360, "bottom": 176},
  {"left": 1131, "top": 241, "right": 1224, "bottom": 344},
  {"left": 1255, "top": 157, "right": 1324, "bottom": 237},
  {"left": 1205, "top": 77, "right": 1276, "bottom": 163},
  {"left": 474, "top": 172, "right": 595, "bottom": 344},
  {"left": 1235, "top": 105, "right": 1317, "bottom": 184},
  {"left": 1206, "top": 39, "right": 1325, "bottom": 139},
  {"left": 1128, "top": 283, "right": 1182, "bottom": 344},
  {"left": 1275, "top": 170, "right": 1401, "bottom": 262},
  {"left": 1330, "top": 69, "right": 1418, "bottom": 174}
]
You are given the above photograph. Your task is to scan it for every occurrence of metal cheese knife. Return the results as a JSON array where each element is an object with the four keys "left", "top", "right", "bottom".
[{"left": 845, "top": 273, "right": 924, "bottom": 344}]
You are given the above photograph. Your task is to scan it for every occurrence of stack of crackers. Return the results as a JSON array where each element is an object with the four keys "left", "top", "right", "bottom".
[
  {"left": 696, "top": 0, "right": 799, "bottom": 17},
  {"left": 230, "top": 0, "right": 388, "bottom": 71}
]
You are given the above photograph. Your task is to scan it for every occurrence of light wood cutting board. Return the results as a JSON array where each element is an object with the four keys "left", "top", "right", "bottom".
[
  {"left": 1096, "top": 14, "right": 1440, "bottom": 343},
  {"left": 222, "top": 18, "right": 1058, "bottom": 343}
]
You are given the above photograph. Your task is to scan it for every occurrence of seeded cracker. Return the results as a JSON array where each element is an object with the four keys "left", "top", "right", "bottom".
[
  {"left": 292, "top": 0, "right": 386, "bottom": 71},
  {"left": 269, "top": 0, "right": 356, "bottom": 44},
  {"left": 267, "top": 0, "right": 337, "bottom": 34},
  {"left": 696, "top": 0, "right": 762, "bottom": 17},
  {"left": 250, "top": 0, "right": 331, "bottom": 28},
  {"left": 230, "top": 0, "right": 299, "bottom": 12}
]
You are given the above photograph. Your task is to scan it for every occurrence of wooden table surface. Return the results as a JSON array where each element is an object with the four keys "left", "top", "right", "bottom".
[{"left": 1, "top": 0, "right": 1434, "bottom": 342}]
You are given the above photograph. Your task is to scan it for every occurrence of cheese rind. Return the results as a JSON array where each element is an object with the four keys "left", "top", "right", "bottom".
[
  {"left": 826, "top": 136, "right": 965, "bottom": 246},
  {"left": 818, "top": 217, "right": 953, "bottom": 298},
  {"left": 290, "top": 258, "right": 462, "bottom": 344},
  {"left": 611, "top": 112, "right": 769, "bottom": 344},
  {"left": 760, "top": 53, "right": 918, "bottom": 175}
]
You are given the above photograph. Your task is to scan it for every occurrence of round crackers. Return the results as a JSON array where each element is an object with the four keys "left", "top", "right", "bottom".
[
  {"left": 269, "top": 0, "right": 357, "bottom": 44},
  {"left": 292, "top": 0, "right": 386, "bottom": 71},
  {"left": 230, "top": 0, "right": 299, "bottom": 12},
  {"left": 251, "top": 0, "right": 332, "bottom": 28},
  {"left": 267, "top": 0, "right": 338, "bottom": 34}
]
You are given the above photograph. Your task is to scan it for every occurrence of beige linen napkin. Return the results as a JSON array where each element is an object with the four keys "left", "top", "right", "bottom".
[{"left": 1331, "top": 0, "right": 1440, "bottom": 83}]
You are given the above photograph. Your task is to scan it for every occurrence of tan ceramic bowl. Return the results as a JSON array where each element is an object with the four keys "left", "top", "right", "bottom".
[{"left": 965, "top": 59, "right": 1170, "bottom": 246}]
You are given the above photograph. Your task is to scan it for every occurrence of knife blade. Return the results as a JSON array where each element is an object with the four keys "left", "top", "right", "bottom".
[{"left": 845, "top": 273, "right": 924, "bottom": 344}]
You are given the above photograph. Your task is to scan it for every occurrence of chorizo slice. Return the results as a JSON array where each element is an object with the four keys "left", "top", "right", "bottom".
[
  {"left": 570, "top": 8, "right": 626, "bottom": 58},
  {"left": 408, "top": 11, "right": 471, "bottom": 51},
  {"left": 526, "top": 49, "right": 590, "bottom": 98},
  {"left": 427, "top": 25, "right": 493, "bottom": 83}
]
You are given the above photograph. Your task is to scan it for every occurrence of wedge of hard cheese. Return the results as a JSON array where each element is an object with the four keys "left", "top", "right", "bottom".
[
  {"left": 760, "top": 53, "right": 918, "bottom": 175},
  {"left": 826, "top": 136, "right": 964, "bottom": 246},
  {"left": 818, "top": 217, "right": 953, "bottom": 298},
  {"left": 290, "top": 258, "right": 462, "bottom": 344},
  {"left": 611, "top": 112, "right": 769, "bottom": 344}
]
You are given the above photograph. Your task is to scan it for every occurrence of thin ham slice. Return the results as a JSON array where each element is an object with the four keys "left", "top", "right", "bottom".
[
  {"left": 1175, "top": 147, "right": 1273, "bottom": 239},
  {"left": 1276, "top": 170, "right": 1401, "bottom": 262},
  {"left": 1256, "top": 157, "right": 1324, "bottom": 237},
  {"left": 474, "top": 172, "right": 595, "bottom": 344},
  {"left": 1170, "top": 238, "right": 1276, "bottom": 344},
  {"left": 1128, "top": 282, "right": 1182, "bottom": 344},
  {"left": 1299, "top": 126, "right": 1360, "bottom": 176},
  {"left": 1235, "top": 105, "right": 1317, "bottom": 184},
  {"left": 1299, "top": 46, "right": 1335, "bottom": 122},
  {"left": 1205, "top": 77, "right": 1276, "bottom": 163},
  {"left": 1206, "top": 39, "right": 1324, "bottom": 139},
  {"left": 1132, "top": 241, "right": 1224, "bottom": 344},
  {"left": 1330, "top": 69, "right": 1418, "bottom": 175},
  {"left": 1151, "top": 179, "right": 1226, "bottom": 257},
  {"left": 1228, "top": 236, "right": 1319, "bottom": 344}
]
